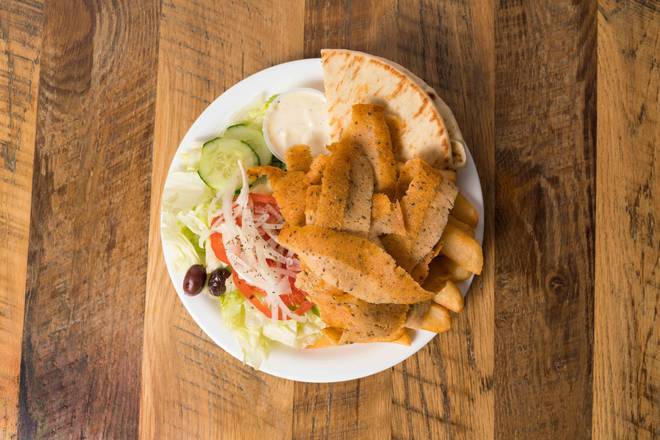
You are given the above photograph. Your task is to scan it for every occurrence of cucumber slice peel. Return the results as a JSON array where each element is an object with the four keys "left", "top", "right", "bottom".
[{"left": 198, "top": 137, "right": 259, "bottom": 191}]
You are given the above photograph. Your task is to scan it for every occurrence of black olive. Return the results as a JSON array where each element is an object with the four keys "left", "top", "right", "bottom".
[
  {"left": 183, "top": 264, "right": 206, "bottom": 296},
  {"left": 208, "top": 267, "right": 231, "bottom": 296}
]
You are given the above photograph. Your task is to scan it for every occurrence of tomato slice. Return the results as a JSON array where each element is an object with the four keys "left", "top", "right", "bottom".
[
  {"left": 232, "top": 271, "right": 273, "bottom": 318},
  {"left": 232, "top": 271, "right": 314, "bottom": 319},
  {"left": 209, "top": 232, "right": 229, "bottom": 264},
  {"left": 249, "top": 193, "right": 277, "bottom": 205},
  {"left": 282, "top": 280, "right": 314, "bottom": 315}
]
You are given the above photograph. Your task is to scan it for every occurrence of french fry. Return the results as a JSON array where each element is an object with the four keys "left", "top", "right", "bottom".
[
  {"left": 448, "top": 215, "right": 473, "bottom": 235},
  {"left": 322, "top": 327, "right": 343, "bottom": 344},
  {"left": 308, "top": 333, "right": 336, "bottom": 349},
  {"left": 405, "top": 303, "right": 451, "bottom": 333},
  {"left": 441, "top": 256, "right": 472, "bottom": 282},
  {"left": 391, "top": 328, "right": 412, "bottom": 345},
  {"left": 439, "top": 223, "right": 483, "bottom": 274},
  {"left": 452, "top": 193, "right": 478, "bottom": 227},
  {"left": 433, "top": 280, "right": 464, "bottom": 313},
  {"left": 424, "top": 256, "right": 472, "bottom": 291}
]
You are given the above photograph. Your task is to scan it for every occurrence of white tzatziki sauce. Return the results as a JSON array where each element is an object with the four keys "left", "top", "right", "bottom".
[{"left": 263, "top": 89, "right": 330, "bottom": 160}]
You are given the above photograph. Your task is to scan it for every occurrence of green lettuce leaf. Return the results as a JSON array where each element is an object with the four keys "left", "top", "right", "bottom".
[{"left": 220, "top": 290, "right": 325, "bottom": 368}]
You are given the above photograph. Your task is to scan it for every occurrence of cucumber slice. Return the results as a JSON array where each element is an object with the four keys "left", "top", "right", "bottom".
[
  {"left": 224, "top": 124, "right": 272, "bottom": 165},
  {"left": 198, "top": 137, "right": 259, "bottom": 191}
]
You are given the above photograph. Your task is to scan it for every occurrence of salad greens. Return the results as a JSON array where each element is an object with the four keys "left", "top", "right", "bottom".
[
  {"left": 220, "top": 290, "right": 324, "bottom": 367},
  {"left": 162, "top": 95, "right": 324, "bottom": 367}
]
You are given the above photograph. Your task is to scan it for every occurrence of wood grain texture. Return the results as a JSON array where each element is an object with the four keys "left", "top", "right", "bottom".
[
  {"left": 494, "top": 1, "right": 596, "bottom": 439},
  {"left": 139, "top": 1, "right": 304, "bottom": 439},
  {"left": 18, "top": 0, "right": 159, "bottom": 438},
  {"left": 391, "top": 1, "right": 495, "bottom": 439},
  {"left": 594, "top": 1, "right": 659, "bottom": 439},
  {"left": 0, "top": 1, "right": 43, "bottom": 438}
]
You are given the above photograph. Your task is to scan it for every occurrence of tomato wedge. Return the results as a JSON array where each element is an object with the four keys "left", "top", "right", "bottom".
[
  {"left": 209, "top": 232, "right": 229, "bottom": 264},
  {"left": 232, "top": 271, "right": 314, "bottom": 319},
  {"left": 232, "top": 271, "right": 273, "bottom": 317}
]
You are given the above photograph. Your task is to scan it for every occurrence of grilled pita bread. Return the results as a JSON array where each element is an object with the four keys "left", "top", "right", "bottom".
[{"left": 321, "top": 48, "right": 466, "bottom": 169}]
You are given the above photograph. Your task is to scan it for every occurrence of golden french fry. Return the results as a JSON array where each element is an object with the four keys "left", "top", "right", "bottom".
[
  {"left": 419, "top": 303, "right": 452, "bottom": 333},
  {"left": 441, "top": 256, "right": 472, "bottom": 282},
  {"left": 448, "top": 215, "right": 473, "bottom": 235},
  {"left": 322, "top": 327, "right": 343, "bottom": 344},
  {"left": 452, "top": 193, "right": 478, "bottom": 227},
  {"left": 405, "top": 303, "right": 451, "bottom": 333},
  {"left": 439, "top": 223, "right": 483, "bottom": 274},
  {"left": 424, "top": 256, "right": 472, "bottom": 291},
  {"left": 391, "top": 328, "right": 412, "bottom": 345},
  {"left": 433, "top": 280, "right": 464, "bottom": 313},
  {"left": 308, "top": 334, "right": 336, "bottom": 349}
]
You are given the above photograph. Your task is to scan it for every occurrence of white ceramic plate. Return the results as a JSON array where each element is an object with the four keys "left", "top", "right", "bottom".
[{"left": 161, "top": 58, "right": 484, "bottom": 383}]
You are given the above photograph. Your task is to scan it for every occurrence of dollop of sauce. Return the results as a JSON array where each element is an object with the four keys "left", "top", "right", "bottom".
[{"left": 263, "top": 89, "right": 330, "bottom": 160}]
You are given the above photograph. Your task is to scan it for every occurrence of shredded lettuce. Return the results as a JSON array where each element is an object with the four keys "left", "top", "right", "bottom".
[
  {"left": 237, "top": 94, "right": 279, "bottom": 127},
  {"left": 179, "top": 145, "right": 203, "bottom": 171},
  {"left": 163, "top": 171, "right": 213, "bottom": 212},
  {"left": 220, "top": 290, "right": 325, "bottom": 368},
  {"left": 162, "top": 212, "right": 203, "bottom": 272},
  {"left": 176, "top": 201, "right": 211, "bottom": 248}
]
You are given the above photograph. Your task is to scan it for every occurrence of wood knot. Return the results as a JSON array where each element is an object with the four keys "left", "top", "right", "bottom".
[{"left": 546, "top": 272, "right": 570, "bottom": 303}]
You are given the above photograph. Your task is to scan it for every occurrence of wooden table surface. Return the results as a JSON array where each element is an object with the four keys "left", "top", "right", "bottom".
[{"left": 1, "top": 1, "right": 658, "bottom": 439}]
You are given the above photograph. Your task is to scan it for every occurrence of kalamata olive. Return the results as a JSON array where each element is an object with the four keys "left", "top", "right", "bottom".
[
  {"left": 208, "top": 267, "right": 231, "bottom": 296},
  {"left": 183, "top": 264, "right": 206, "bottom": 296}
]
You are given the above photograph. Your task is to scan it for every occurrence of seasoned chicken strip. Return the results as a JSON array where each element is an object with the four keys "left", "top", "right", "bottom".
[
  {"left": 279, "top": 225, "right": 434, "bottom": 304},
  {"left": 342, "top": 147, "right": 374, "bottom": 235},
  {"left": 370, "top": 192, "right": 406, "bottom": 236},
  {"left": 248, "top": 166, "right": 308, "bottom": 226},
  {"left": 295, "top": 270, "right": 407, "bottom": 344},
  {"left": 285, "top": 144, "right": 313, "bottom": 172},
  {"left": 383, "top": 158, "right": 458, "bottom": 271},
  {"left": 305, "top": 185, "right": 321, "bottom": 225},
  {"left": 315, "top": 140, "right": 374, "bottom": 234},
  {"left": 315, "top": 142, "right": 351, "bottom": 229},
  {"left": 345, "top": 104, "right": 398, "bottom": 197},
  {"left": 306, "top": 154, "right": 328, "bottom": 184}
]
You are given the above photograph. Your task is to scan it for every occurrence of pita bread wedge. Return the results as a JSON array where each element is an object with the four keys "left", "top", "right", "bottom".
[{"left": 321, "top": 48, "right": 466, "bottom": 169}]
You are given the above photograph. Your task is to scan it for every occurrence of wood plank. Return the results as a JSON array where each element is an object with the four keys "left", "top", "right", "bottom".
[
  {"left": 139, "top": 1, "right": 304, "bottom": 438},
  {"left": 494, "top": 1, "right": 596, "bottom": 438},
  {"left": 294, "top": 2, "right": 397, "bottom": 439},
  {"left": 17, "top": 1, "right": 159, "bottom": 438},
  {"left": 390, "top": 1, "right": 495, "bottom": 439},
  {"left": 0, "top": 1, "right": 43, "bottom": 438},
  {"left": 594, "top": 2, "right": 659, "bottom": 439}
]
